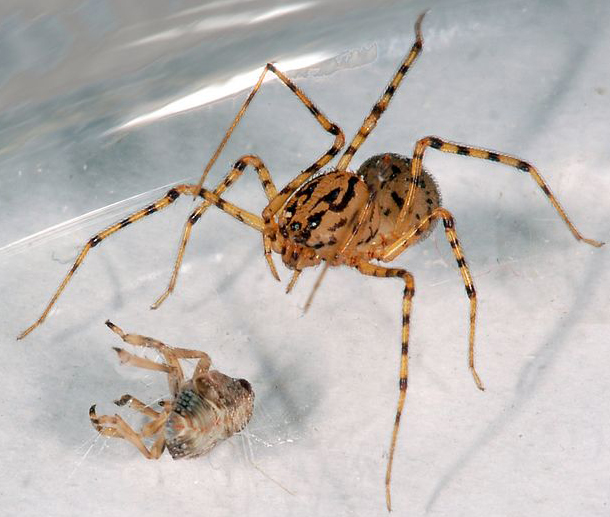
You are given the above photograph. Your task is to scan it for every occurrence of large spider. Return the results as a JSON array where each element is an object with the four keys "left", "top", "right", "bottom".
[
  {"left": 90, "top": 321, "right": 254, "bottom": 460},
  {"left": 18, "top": 11, "right": 603, "bottom": 510}
]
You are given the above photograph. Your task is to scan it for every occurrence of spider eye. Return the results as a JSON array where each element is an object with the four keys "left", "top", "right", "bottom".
[
  {"left": 307, "top": 212, "right": 323, "bottom": 230},
  {"left": 290, "top": 222, "right": 301, "bottom": 231}
]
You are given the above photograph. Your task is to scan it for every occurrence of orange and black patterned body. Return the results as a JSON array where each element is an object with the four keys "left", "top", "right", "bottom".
[
  {"left": 357, "top": 153, "right": 441, "bottom": 245},
  {"left": 275, "top": 153, "right": 441, "bottom": 269},
  {"left": 277, "top": 171, "right": 379, "bottom": 265}
]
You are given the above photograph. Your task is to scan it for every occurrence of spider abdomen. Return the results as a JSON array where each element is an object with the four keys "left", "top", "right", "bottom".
[{"left": 357, "top": 153, "right": 441, "bottom": 245}]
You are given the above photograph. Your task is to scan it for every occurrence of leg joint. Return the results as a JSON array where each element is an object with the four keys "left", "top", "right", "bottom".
[{"left": 465, "top": 284, "right": 476, "bottom": 299}]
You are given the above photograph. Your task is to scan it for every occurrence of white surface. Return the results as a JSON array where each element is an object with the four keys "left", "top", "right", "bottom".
[{"left": 1, "top": 1, "right": 609, "bottom": 516}]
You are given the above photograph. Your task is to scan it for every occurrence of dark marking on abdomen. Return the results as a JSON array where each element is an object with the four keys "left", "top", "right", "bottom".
[{"left": 391, "top": 191, "right": 404, "bottom": 209}]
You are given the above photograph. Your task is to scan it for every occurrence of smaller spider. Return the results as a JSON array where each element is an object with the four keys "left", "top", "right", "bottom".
[{"left": 89, "top": 320, "right": 254, "bottom": 459}]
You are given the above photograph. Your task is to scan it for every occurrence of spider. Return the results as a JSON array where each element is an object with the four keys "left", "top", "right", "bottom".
[
  {"left": 19, "top": 11, "right": 603, "bottom": 510},
  {"left": 89, "top": 320, "right": 254, "bottom": 459}
]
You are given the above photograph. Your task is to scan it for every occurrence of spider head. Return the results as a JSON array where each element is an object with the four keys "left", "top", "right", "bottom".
[
  {"left": 276, "top": 238, "right": 320, "bottom": 271},
  {"left": 277, "top": 170, "right": 372, "bottom": 262}
]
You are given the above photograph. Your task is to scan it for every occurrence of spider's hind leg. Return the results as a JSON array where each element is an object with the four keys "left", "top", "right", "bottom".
[{"left": 402, "top": 136, "right": 604, "bottom": 247}]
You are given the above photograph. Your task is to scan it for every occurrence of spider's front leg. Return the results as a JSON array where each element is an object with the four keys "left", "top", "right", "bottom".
[
  {"left": 151, "top": 155, "right": 281, "bottom": 309},
  {"left": 18, "top": 63, "right": 344, "bottom": 338},
  {"left": 16, "top": 185, "right": 203, "bottom": 340},
  {"left": 336, "top": 11, "right": 427, "bottom": 172},
  {"left": 154, "top": 61, "right": 346, "bottom": 308},
  {"left": 354, "top": 260, "right": 415, "bottom": 512}
]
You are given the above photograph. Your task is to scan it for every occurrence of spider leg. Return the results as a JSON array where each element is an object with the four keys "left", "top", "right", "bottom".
[
  {"left": 187, "top": 61, "right": 344, "bottom": 283},
  {"left": 260, "top": 62, "right": 345, "bottom": 219},
  {"left": 399, "top": 136, "right": 604, "bottom": 247},
  {"left": 20, "top": 62, "right": 345, "bottom": 338},
  {"left": 89, "top": 405, "right": 166, "bottom": 459},
  {"left": 152, "top": 155, "right": 280, "bottom": 309},
  {"left": 336, "top": 11, "right": 427, "bottom": 172},
  {"left": 195, "top": 64, "right": 344, "bottom": 192},
  {"left": 17, "top": 184, "right": 203, "bottom": 340},
  {"left": 17, "top": 180, "right": 269, "bottom": 341},
  {"left": 194, "top": 188, "right": 265, "bottom": 230},
  {"left": 354, "top": 260, "right": 414, "bottom": 512},
  {"left": 176, "top": 184, "right": 299, "bottom": 282},
  {"left": 380, "top": 207, "right": 484, "bottom": 391},
  {"left": 249, "top": 68, "right": 345, "bottom": 279}
]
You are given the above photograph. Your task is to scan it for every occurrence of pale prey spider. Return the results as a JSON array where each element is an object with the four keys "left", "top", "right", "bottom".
[
  {"left": 90, "top": 321, "right": 254, "bottom": 459},
  {"left": 19, "top": 11, "right": 603, "bottom": 510}
]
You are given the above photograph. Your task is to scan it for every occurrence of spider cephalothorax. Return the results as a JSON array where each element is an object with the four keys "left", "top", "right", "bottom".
[
  {"left": 20, "top": 11, "right": 603, "bottom": 512},
  {"left": 277, "top": 171, "right": 379, "bottom": 264}
]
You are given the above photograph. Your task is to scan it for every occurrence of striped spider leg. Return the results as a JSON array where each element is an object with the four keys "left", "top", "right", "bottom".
[
  {"left": 329, "top": 12, "right": 602, "bottom": 511},
  {"left": 151, "top": 63, "right": 345, "bottom": 308},
  {"left": 90, "top": 321, "right": 254, "bottom": 459},
  {"left": 17, "top": 62, "right": 344, "bottom": 339},
  {"left": 400, "top": 136, "right": 605, "bottom": 248}
]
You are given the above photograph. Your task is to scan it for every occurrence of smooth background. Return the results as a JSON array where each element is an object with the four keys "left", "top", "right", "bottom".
[{"left": 1, "top": 1, "right": 609, "bottom": 516}]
